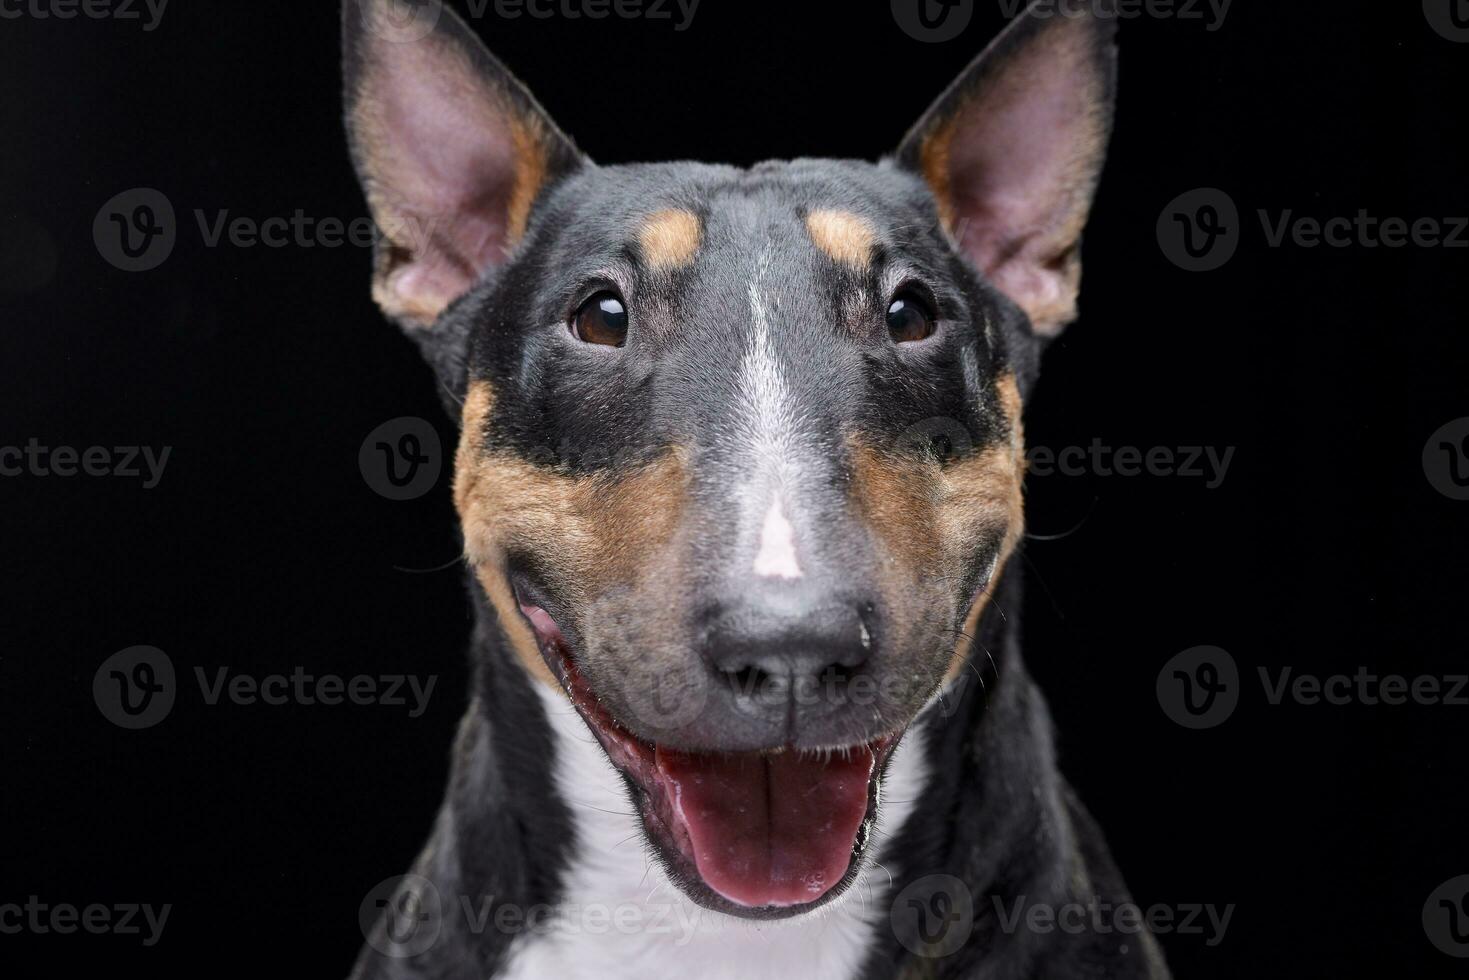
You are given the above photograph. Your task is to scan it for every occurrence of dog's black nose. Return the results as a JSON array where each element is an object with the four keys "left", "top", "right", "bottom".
[{"left": 700, "top": 585, "right": 875, "bottom": 733}]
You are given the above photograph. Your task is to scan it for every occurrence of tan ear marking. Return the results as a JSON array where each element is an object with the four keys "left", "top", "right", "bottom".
[
  {"left": 805, "top": 209, "right": 877, "bottom": 270},
  {"left": 916, "top": 121, "right": 959, "bottom": 233},
  {"left": 638, "top": 209, "right": 702, "bottom": 270},
  {"left": 506, "top": 111, "right": 551, "bottom": 248}
]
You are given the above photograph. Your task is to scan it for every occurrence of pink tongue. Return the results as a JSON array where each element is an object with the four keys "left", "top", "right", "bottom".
[{"left": 654, "top": 745, "right": 875, "bottom": 908}]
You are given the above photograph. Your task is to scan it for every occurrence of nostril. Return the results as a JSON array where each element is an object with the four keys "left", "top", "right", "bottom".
[
  {"left": 818, "top": 660, "right": 858, "bottom": 690},
  {"left": 702, "top": 594, "right": 879, "bottom": 695},
  {"left": 719, "top": 657, "right": 866, "bottom": 708},
  {"left": 721, "top": 665, "right": 766, "bottom": 701}
]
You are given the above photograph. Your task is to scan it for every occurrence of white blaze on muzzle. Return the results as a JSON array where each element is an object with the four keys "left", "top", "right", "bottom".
[{"left": 752, "top": 496, "right": 802, "bottom": 579}]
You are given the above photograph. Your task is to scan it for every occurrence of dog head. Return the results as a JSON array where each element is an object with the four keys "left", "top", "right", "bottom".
[{"left": 343, "top": 0, "right": 1115, "bottom": 917}]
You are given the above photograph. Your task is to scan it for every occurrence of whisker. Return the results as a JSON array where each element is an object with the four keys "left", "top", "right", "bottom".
[
  {"left": 1026, "top": 496, "right": 1098, "bottom": 542},
  {"left": 1019, "top": 548, "right": 1066, "bottom": 620},
  {"left": 976, "top": 583, "right": 1009, "bottom": 624},
  {"left": 392, "top": 554, "right": 467, "bottom": 574},
  {"left": 569, "top": 801, "right": 637, "bottom": 817},
  {"left": 935, "top": 625, "right": 998, "bottom": 699}
]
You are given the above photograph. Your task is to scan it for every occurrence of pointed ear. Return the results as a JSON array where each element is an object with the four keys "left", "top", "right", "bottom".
[
  {"left": 894, "top": 1, "right": 1117, "bottom": 337},
  {"left": 342, "top": 0, "right": 586, "bottom": 329}
]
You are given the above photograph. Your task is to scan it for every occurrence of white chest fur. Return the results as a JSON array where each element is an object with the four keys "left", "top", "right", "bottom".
[{"left": 494, "top": 685, "right": 931, "bottom": 980}]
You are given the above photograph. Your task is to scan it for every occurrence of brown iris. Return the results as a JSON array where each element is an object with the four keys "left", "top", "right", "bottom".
[
  {"left": 572, "top": 292, "right": 629, "bottom": 347},
  {"left": 886, "top": 292, "right": 935, "bottom": 344}
]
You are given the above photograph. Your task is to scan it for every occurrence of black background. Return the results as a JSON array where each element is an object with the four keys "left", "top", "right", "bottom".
[{"left": 3, "top": 1, "right": 1466, "bottom": 975}]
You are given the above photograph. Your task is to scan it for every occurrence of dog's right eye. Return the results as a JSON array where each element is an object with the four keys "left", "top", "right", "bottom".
[
  {"left": 571, "top": 292, "right": 629, "bottom": 347},
  {"left": 887, "top": 291, "right": 936, "bottom": 344}
]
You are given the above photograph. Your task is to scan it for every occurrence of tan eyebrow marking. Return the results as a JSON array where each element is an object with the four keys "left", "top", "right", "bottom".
[
  {"left": 637, "top": 209, "right": 702, "bottom": 270},
  {"left": 805, "top": 209, "right": 877, "bottom": 270}
]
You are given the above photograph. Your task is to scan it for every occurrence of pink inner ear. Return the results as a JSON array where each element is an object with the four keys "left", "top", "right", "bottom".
[
  {"left": 939, "top": 27, "right": 1105, "bottom": 333},
  {"left": 948, "top": 34, "right": 1094, "bottom": 257},
  {"left": 360, "top": 38, "right": 524, "bottom": 318}
]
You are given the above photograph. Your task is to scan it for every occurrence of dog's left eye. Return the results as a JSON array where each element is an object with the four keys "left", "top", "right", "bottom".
[
  {"left": 887, "top": 292, "right": 935, "bottom": 343},
  {"left": 571, "top": 292, "right": 629, "bottom": 347}
]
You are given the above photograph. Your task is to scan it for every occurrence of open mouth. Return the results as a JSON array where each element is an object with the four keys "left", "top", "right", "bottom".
[{"left": 514, "top": 582, "right": 902, "bottom": 916}]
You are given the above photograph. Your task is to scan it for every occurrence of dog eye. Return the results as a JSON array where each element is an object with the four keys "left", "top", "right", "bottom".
[
  {"left": 886, "top": 292, "right": 935, "bottom": 343},
  {"left": 572, "top": 292, "right": 628, "bottom": 347}
]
